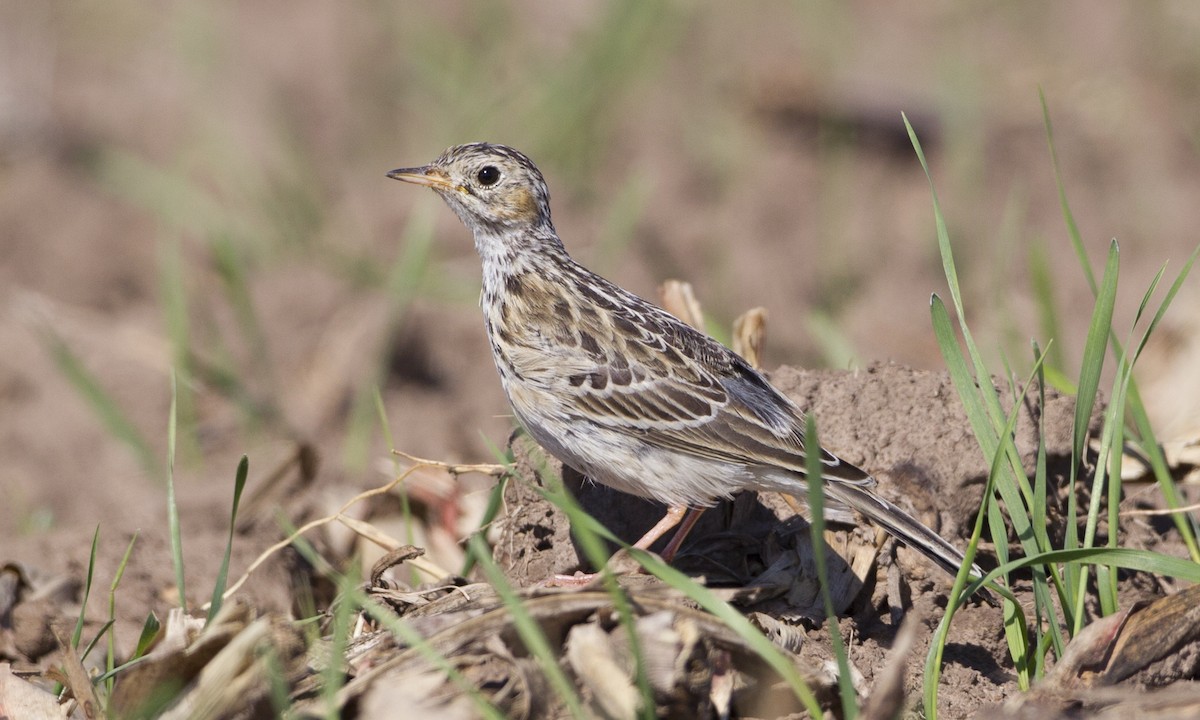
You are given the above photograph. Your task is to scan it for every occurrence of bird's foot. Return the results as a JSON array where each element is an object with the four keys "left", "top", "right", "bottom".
[
  {"left": 537, "top": 548, "right": 650, "bottom": 587},
  {"left": 540, "top": 571, "right": 604, "bottom": 588}
]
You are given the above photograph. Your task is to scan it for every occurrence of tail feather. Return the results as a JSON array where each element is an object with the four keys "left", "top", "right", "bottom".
[{"left": 823, "top": 480, "right": 996, "bottom": 605}]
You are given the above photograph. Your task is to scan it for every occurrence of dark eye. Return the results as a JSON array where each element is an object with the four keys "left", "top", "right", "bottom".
[{"left": 476, "top": 166, "right": 500, "bottom": 186}]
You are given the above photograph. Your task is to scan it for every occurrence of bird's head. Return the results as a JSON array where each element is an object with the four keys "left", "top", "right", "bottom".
[{"left": 388, "top": 143, "right": 553, "bottom": 236}]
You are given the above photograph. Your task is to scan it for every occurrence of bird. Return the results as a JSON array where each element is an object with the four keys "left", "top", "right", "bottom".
[{"left": 387, "top": 142, "right": 987, "bottom": 594}]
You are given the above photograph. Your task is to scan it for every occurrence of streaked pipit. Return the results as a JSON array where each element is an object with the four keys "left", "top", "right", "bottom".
[{"left": 389, "top": 143, "right": 986, "bottom": 593}]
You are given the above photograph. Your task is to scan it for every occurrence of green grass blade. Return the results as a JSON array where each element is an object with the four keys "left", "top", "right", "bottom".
[
  {"left": 78, "top": 619, "right": 115, "bottom": 666},
  {"left": 927, "top": 298, "right": 994, "bottom": 474},
  {"left": 929, "top": 296, "right": 1053, "bottom": 588},
  {"left": 520, "top": 458, "right": 656, "bottom": 719},
  {"left": 469, "top": 534, "right": 589, "bottom": 719},
  {"left": 1129, "top": 386, "right": 1200, "bottom": 561},
  {"left": 925, "top": 346, "right": 1047, "bottom": 714},
  {"left": 55, "top": 525, "right": 100, "bottom": 696},
  {"left": 160, "top": 235, "right": 201, "bottom": 466},
  {"left": 210, "top": 231, "right": 271, "bottom": 379},
  {"left": 905, "top": 117, "right": 963, "bottom": 320},
  {"left": 106, "top": 531, "right": 139, "bottom": 692},
  {"left": 133, "top": 611, "right": 161, "bottom": 659},
  {"left": 1071, "top": 240, "right": 1118, "bottom": 468},
  {"left": 632, "top": 550, "right": 824, "bottom": 716},
  {"left": 1101, "top": 427, "right": 1124, "bottom": 614},
  {"left": 207, "top": 455, "right": 249, "bottom": 624},
  {"left": 908, "top": 115, "right": 1020, "bottom": 439},
  {"left": 1131, "top": 266, "right": 1166, "bottom": 329},
  {"left": 460, "top": 474, "right": 508, "bottom": 580},
  {"left": 1028, "top": 243, "right": 1068, "bottom": 378},
  {"left": 910, "top": 120, "right": 1040, "bottom": 560},
  {"left": 1045, "top": 86, "right": 1200, "bottom": 560},
  {"left": 1040, "top": 89, "right": 1095, "bottom": 295},
  {"left": 167, "top": 371, "right": 186, "bottom": 610},
  {"left": 1127, "top": 247, "right": 1200, "bottom": 371},
  {"left": 355, "top": 596, "right": 507, "bottom": 720},
  {"left": 934, "top": 237, "right": 1069, "bottom": 654},
  {"left": 1075, "top": 366, "right": 1126, "bottom": 624},
  {"left": 1064, "top": 240, "right": 1118, "bottom": 615},
  {"left": 72, "top": 525, "right": 101, "bottom": 650},
  {"left": 523, "top": 455, "right": 821, "bottom": 715},
  {"left": 1118, "top": 244, "right": 1200, "bottom": 562},
  {"left": 1029, "top": 343, "right": 1051, "bottom": 553},
  {"left": 965, "top": 546, "right": 1200, "bottom": 593},
  {"left": 45, "top": 335, "right": 159, "bottom": 478},
  {"left": 1029, "top": 341, "right": 1066, "bottom": 666},
  {"left": 1090, "top": 248, "right": 1192, "bottom": 616},
  {"left": 373, "top": 389, "right": 420, "bottom": 585},
  {"left": 805, "top": 415, "right": 858, "bottom": 719}
]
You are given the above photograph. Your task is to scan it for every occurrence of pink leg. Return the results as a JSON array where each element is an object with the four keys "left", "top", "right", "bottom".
[
  {"left": 542, "top": 505, "right": 695, "bottom": 587},
  {"left": 658, "top": 507, "right": 705, "bottom": 562},
  {"left": 632, "top": 505, "right": 690, "bottom": 550}
]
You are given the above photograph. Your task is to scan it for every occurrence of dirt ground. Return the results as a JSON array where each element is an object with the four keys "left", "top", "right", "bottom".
[{"left": 3, "top": 2, "right": 1200, "bottom": 717}]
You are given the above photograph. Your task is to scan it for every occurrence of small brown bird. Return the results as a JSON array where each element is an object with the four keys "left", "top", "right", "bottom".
[{"left": 389, "top": 142, "right": 984, "bottom": 589}]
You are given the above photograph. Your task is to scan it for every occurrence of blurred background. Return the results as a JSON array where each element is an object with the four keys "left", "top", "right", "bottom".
[{"left": 2, "top": 1, "right": 1199, "bottom": 545}]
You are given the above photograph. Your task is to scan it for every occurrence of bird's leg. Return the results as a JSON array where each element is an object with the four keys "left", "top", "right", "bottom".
[
  {"left": 657, "top": 507, "right": 706, "bottom": 562},
  {"left": 542, "top": 505, "right": 695, "bottom": 587},
  {"left": 631, "top": 504, "right": 690, "bottom": 551}
]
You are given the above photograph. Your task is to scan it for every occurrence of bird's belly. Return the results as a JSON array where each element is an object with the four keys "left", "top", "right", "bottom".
[{"left": 508, "top": 399, "right": 754, "bottom": 508}]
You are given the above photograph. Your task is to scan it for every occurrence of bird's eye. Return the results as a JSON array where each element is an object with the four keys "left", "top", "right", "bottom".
[{"left": 476, "top": 166, "right": 501, "bottom": 186}]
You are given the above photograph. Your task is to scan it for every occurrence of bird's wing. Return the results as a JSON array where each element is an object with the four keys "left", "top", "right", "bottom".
[{"left": 549, "top": 288, "right": 870, "bottom": 485}]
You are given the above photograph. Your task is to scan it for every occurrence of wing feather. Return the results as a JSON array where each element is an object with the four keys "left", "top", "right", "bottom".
[{"left": 554, "top": 296, "right": 865, "bottom": 483}]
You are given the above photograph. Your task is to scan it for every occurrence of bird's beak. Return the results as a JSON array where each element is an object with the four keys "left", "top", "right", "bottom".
[{"left": 386, "top": 165, "right": 454, "bottom": 190}]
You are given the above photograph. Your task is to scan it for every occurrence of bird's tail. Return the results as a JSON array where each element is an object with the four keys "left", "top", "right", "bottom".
[{"left": 823, "top": 480, "right": 996, "bottom": 605}]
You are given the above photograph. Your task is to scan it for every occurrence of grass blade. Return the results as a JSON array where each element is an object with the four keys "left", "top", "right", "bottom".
[
  {"left": 45, "top": 335, "right": 159, "bottom": 478},
  {"left": 71, "top": 526, "right": 101, "bottom": 651},
  {"left": 372, "top": 387, "right": 428, "bottom": 585},
  {"left": 1029, "top": 341, "right": 1066, "bottom": 667},
  {"left": 106, "top": 531, "right": 139, "bottom": 692},
  {"left": 55, "top": 525, "right": 100, "bottom": 696},
  {"left": 910, "top": 120, "right": 1040, "bottom": 562},
  {"left": 356, "top": 596, "right": 507, "bottom": 720},
  {"left": 1028, "top": 243, "right": 1068, "bottom": 381},
  {"left": 78, "top": 619, "right": 116, "bottom": 666},
  {"left": 160, "top": 234, "right": 201, "bottom": 466},
  {"left": 469, "top": 534, "right": 589, "bottom": 719},
  {"left": 1070, "top": 240, "right": 1118, "bottom": 472},
  {"left": 522, "top": 453, "right": 821, "bottom": 716},
  {"left": 167, "top": 371, "right": 186, "bottom": 610},
  {"left": 524, "top": 455, "right": 657, "bottom": 719},
  {"left": 1065, "top": 240, "right": 1118, "bottom": 624},
  {"left": 805, "top": 414, "right": 858, "bottom": 719},
  {"left": 133, "top": 611, "right": 161, "bottom": 659},
  {"left": 925, "top": 343, "right": 1046, "bottom": 714},
  {"left": 966, "top": 546, "right": 1200, "bottom": 593},
  {"left": 207, "top": 455, "right": 249, "bottom": 624},
  {"left": 632, "top": 550, "right": 824, "bottom": 716},
  {"left": 1040, "top": 89, "right": 1095, "bottom": 295}
]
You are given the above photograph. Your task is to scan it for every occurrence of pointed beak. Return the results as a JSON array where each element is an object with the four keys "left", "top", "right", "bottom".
[{"left": 386, "top": 165, "right": 454, "bottom": 191}]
